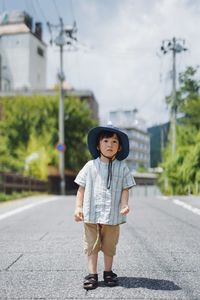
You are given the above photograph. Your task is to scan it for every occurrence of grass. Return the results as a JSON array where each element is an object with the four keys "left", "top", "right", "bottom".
[{"left": 0, "top": 191, "right": 43, "bottom": 202}]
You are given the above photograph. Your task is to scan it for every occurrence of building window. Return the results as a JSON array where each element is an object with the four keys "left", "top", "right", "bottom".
[{"left": 37, "top": 47, "right": 44, "bottom": 57}]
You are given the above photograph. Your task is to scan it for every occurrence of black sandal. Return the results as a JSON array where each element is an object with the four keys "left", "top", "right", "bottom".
[
  {"left": 83, "top": 274, "right": 98, "bottom": 290},
  {"left": 103, "top": 271, "right": 118, "bottom": 287}
]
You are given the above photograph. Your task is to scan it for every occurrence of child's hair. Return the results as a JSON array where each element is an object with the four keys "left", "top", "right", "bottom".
[{"left": 97, "top": 130, "right": 122, "bottom": 146}]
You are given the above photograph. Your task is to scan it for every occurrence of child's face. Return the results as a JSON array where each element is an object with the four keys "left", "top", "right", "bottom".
[{"left": 98, "top": 133, "right": 121, "bottom": 159}]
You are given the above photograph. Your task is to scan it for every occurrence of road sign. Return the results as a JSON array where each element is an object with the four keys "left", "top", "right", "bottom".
[{"left": 56, "top": 143, "right": 66, "bottom": 152}]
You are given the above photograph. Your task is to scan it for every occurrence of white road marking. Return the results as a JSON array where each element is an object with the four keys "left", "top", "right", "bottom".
[
  {"left": 0, "top": 197, "right": 58, "bottom": 221},
  {"left": 173, "top": 199, "right": 200, "bottom": 216},
  {"left": 157, "top": 196, "right": 169, "bottom": 200}
]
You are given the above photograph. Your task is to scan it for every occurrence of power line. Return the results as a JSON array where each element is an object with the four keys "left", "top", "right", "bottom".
[
  {"left": 52, "top": 0, "right": 61, "bottom": 19},
  {"left": 29, "top": 0, "right": 41, "bottom": 22},
  {"left": 35, "top": 0, "right": 48, "bottom": 23},
  {"left": 69, "top": 0, "right": 75, "bottom": 21}
]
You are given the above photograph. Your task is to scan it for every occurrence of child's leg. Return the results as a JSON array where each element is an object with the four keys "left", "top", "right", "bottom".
[
  {"left": 88, "top": 253, "right": 98, "bottom": 274},
  {"left": 101, "top": 225, "right": 119, "bottom": 286},
  {"left": 104, "top": 254, "right": 113, "bottom": 271},
  {"left": 84, "top": 223, "right": 101, "bottom": 274},
  {"left": 103, "top": 253, "right": 118, "bottom": 286},
  {"left": 83, "top": 224, "right": 100, "bottom": 290}
]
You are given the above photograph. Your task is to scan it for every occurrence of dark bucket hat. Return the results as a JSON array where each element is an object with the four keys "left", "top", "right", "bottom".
[{"left": 87, "top": 124, "right": 129, "bottom": 161}]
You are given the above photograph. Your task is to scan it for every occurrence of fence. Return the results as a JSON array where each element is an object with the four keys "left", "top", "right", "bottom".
[
  {"left": 0, "top": 170, "right": 160, "bottom": 196},
  {"left": 133, "top": 172, "right": 157, "bottom": 186},
  {"left": 0, "top": 172, "right": 48, "bottom": 194}
]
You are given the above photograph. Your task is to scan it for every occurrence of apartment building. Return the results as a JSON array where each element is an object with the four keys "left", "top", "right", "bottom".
[
  {"left": 0, "top": 10, "right": 47, "bottom": 91},
  {"left": 109, "top": 109, "right": 150, "bottom": 171}
]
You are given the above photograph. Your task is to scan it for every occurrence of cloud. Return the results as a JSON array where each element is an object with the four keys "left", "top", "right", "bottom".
[{"left": 45, "top": 0, "right": 200, "bottom": 127}]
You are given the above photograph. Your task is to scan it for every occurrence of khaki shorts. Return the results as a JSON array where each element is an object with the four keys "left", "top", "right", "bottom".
[{"left": 84, "top": 223, "right": 120, "bottom": 256}]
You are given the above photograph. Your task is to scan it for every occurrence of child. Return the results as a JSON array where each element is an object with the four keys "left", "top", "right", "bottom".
[{"left": 74, "top": 124, "right": 136, "bottom": 290}]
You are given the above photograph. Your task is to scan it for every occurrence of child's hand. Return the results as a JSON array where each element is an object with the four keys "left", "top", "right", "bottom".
[
  {"left": 120, "top": 205, "right": 130, "bottom": 215},
  {"left": 74, "top": 207, "right": 84, "bottom": 222}
]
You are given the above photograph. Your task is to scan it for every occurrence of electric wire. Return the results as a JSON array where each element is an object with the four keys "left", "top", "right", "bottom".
[
  {"left": 35, "top": 0, "right": 48, "bottom": 23},
  {"left": 69, "top": 0, "right": 75, "bottom": 22},
  {"left": 52, "top": 0, "right": 61, "bottom": 19},
  {"left": 29, "top": 0, "right": 40, "bottom": 22}
]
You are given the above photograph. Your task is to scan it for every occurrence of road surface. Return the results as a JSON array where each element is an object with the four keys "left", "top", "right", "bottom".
[{"left": 0, "top": 192, "right": 200, "bottom": 299}]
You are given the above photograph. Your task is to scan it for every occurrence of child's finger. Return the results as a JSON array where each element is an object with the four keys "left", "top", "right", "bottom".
[
  {"left": 79, "top": 212, "right": 83, "bottom": 220},
  {"left": 74, "top": 212, "right": 84, "bottom": 221},
  {"left": 120, "top": 206, "right": 129, "bottom": 215}
]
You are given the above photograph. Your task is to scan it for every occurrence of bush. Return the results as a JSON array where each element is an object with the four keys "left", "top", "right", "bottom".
[{"left": 0, "top": 191, "right": 42, "bottom": 202}]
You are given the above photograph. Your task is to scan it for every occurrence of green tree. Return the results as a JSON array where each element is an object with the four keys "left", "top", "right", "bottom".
[
  {"left": 0, "top": 94, "right": 96, "bottom": 178},
  {"left": 159, "top": 66, "right": 200, "bottom": 195},
  {"left": 64, "top": 97, "right": 97, "bottom": 170},
  {"left": 179, "top": 66, "right": 200, "bottom": 129}
]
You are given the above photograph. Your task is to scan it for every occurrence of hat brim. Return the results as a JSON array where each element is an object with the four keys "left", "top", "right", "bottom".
[{"left": 87, "top": 126, "right": 129, "bottom": 161}]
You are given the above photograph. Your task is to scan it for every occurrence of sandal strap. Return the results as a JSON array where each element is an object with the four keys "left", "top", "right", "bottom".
[
  {"left": 104, "top": 271, "right": 118, "bottom": 282},
  {"left": 104, "top": 271, "right": 117, "bottom": 278},
  {"left": 83, "top": 274, "right": 98, "bottom": 289},
  {"left": 85, "top": 273, "right": 98, "bottom": 281},
  {"left": 103, "top": 271, "right": 118, "bottom": 287}
]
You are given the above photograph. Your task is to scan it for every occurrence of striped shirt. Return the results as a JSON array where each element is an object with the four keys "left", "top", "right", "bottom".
[{"left": 74, "top": 157, "right": 136, "bottom": 225}]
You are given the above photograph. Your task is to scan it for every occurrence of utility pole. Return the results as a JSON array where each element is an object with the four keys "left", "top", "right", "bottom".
[
  {"left": 160, "top": 37, "right": 187, "bottom": 155},
  {"left": 47, "top": 18, "right": 77, "bottom": 195}
]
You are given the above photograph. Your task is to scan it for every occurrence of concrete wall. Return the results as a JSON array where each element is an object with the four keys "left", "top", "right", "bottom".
[{"left": 0, "top": 32, "right": 46, "bottom": 91}]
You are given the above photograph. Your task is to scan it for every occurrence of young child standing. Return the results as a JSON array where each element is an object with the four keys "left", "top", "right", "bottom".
[{"left": 74, "top": 124, "right": 136, "bottom": 290}]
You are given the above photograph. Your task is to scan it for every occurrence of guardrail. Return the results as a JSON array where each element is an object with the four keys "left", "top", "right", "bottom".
[
  {"left": 0, "top": 172, "right": 48, "bottom": 194},
  {"left": 133, "top": 172, "right": 157, "bottom": 186}
]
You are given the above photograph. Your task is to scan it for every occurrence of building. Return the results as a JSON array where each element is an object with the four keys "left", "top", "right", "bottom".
[
  {"left": 0, "top": 10, "right": 47, "bottom": 91},
  {"left": 147, "top": 122, "right": 170, "bottom": 168},
  {"left": 0, "top": 10, "right": 99, "bottom": 122},
  {"left": 109, "top": 109, "right": 150, "bottom": 171},
  {"left": 0, "top": 88, "right": 99, "bottom": 123}
]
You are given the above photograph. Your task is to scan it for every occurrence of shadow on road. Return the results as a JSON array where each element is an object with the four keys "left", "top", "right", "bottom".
[{"left": 99, "top": 277, "right": 181, "bottom": 291}]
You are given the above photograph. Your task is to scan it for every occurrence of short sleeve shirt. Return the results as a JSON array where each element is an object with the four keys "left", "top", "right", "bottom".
[{"left": 74, "top": 158, "right": 136, "bottom": 225}]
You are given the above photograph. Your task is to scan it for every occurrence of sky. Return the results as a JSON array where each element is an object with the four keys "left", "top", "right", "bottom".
[{"left": 1, "top": 0, "right": 200, "bottom": 127}]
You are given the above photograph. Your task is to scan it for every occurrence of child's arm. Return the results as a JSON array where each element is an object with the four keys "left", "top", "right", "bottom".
[
  {"left": 120, "top": 188, "right": 130, "bottom": 215},
  {"left": 74, "top": 185, "right": 85, "bottom": 221}
]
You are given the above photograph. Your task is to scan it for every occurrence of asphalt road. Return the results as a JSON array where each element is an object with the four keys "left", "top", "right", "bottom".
[{"left": 0, "top": 191, "right": 200, "bottom": 299}]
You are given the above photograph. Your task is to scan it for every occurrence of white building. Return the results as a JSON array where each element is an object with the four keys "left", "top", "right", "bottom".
[
  {"left": 0, "top": 11, "right": 46, "bottom": 91},
  {"left": 109, "top": 109, "right": 150, "bottom": 171}
]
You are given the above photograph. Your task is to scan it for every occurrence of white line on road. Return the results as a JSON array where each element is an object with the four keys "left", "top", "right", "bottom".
[
  {"left": 0, "top": 197, "right": 58, "bottom": 221},
  {"left": 173, "top": 199, "right": 200, "bottom": 216},
  {"left": 157, "top": 196, "right": 169, "bottom": 200}
]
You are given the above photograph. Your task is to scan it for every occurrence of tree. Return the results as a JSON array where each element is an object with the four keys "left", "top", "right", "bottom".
[
  {"left": 0, "top": 94, "right": 97, "bottom": 178},
  {"left": 179, "top": 66, "right": 200, "bottom": 130},
  {"left": 159, "top": 66, "right": 200, "bottom": 195}
]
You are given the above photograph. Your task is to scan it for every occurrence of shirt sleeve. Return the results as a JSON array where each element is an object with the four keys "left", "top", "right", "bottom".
[
  {"left": 122, "top": 164, "right": 136, "bottom": 189},
  {"left": 74, "top": 161, "right": 90, "bottom": 187}
]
